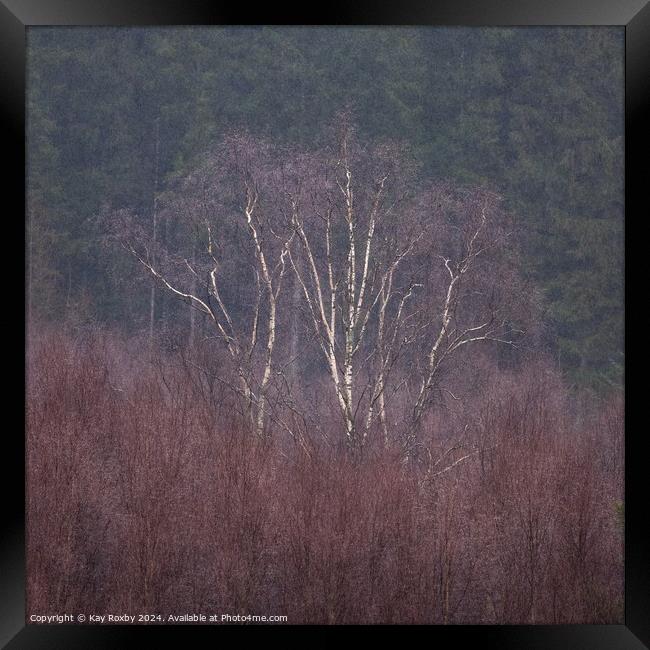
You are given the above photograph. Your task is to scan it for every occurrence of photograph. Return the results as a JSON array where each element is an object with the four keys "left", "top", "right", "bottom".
[{"left": 24, "top": 24, "right": 625, "bottom": 626}]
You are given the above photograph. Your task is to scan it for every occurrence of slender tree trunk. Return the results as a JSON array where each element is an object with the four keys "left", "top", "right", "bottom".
[
  {"left": 148, "top": 116, "right": 160, "bottom": 352},
  {"left": 148, "top": 222, "right": 156, "bottom": 348},
  {"left": 289, "top": 271, "right": 300, "bottom": 382},
  {"left": 188, "top": 241, "right": 197, "bottom": 349},
  {"left": 255, "top": 277, "right": 276, "bottom": 437},
  {"left": 161, "top": 211, "right": 171, "bottom": 328}
]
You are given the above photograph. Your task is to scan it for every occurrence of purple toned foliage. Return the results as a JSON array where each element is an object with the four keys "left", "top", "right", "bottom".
[{"left": 26, "top": 326, "right": 623, "bottom": 624}]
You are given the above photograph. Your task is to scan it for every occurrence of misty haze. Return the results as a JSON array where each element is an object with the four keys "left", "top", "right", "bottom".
[{"left": 26, "top": 26, "right": 623, "bottom": 625}]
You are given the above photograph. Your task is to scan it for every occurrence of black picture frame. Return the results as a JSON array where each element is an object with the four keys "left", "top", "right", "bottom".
[{"left": 3, "top": 1, "right": 646, "bottom": 647}]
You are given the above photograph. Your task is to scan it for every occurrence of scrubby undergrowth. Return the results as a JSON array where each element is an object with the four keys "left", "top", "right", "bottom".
[{"left": 26, "top": 326, "right": 623, "bottom": 624}]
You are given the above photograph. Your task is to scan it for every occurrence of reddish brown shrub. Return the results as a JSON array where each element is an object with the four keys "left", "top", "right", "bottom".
[{"left": 26, "top": 326, "right": 623, "bottom": 624}]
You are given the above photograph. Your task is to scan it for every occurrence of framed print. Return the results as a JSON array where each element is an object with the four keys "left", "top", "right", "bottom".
[{"left": 3, "top": 1, "right": 646, "bottom": 647}]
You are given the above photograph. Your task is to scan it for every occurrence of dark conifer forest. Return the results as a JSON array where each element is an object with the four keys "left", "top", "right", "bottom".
[{"left": 26, "top": 27, "right": 624, "bottom": 624}]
